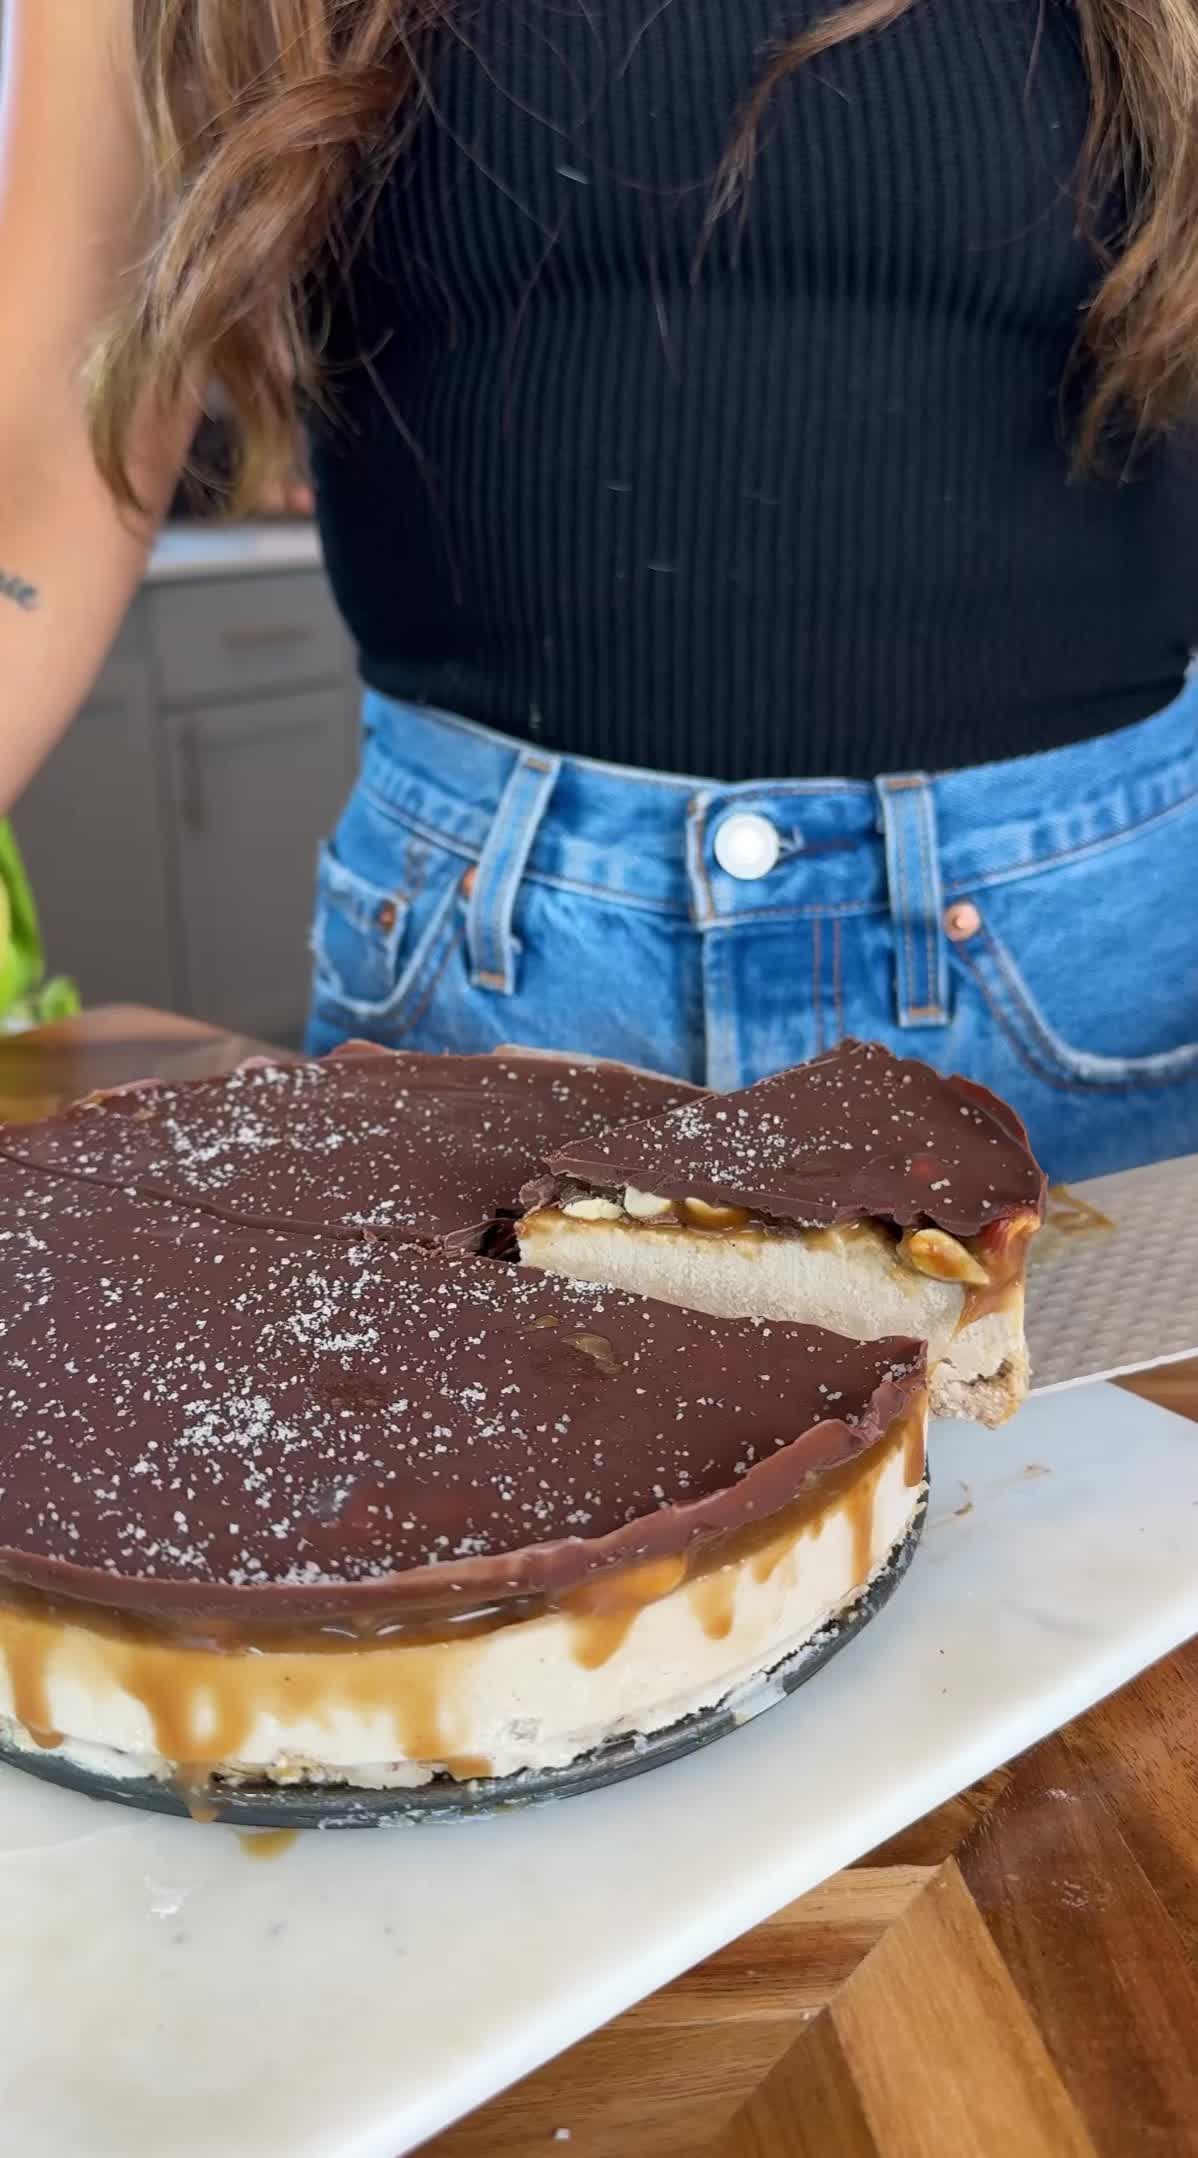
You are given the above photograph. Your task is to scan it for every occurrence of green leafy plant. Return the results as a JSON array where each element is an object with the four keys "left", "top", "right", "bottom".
[{"left": 0, "top": 824, "right": 79, "bottom": 1031}]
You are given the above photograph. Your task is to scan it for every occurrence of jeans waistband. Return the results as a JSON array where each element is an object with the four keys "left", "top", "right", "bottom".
[{"left": 360, "top": 681, "right": 1198, "bottom": 923}]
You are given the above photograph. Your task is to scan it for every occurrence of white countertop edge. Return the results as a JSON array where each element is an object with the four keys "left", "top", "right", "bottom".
[{"left": 147, "top": 522, "right": 322, "bottom": 581}]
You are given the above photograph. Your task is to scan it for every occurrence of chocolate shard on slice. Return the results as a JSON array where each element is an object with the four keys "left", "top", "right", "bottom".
[
  {"left": 0, "top": 1153, "right": 926, "bottom": 1788},
  {"left": 520, "top": 1040, "right": 1046, "bottom": 1428},
  {"left": 0, "top": 1044, "right": 701, "bottom": 1255},
  {"left": 532, "top": 1038, "right": 1044, "bottom": 1232}
]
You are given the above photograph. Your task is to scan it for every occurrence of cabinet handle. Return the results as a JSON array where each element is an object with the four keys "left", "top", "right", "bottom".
[
  {"left": 177, "top": 720, "right": 204, "bottom": 828},
  {"left": 223, "top": 624, "right": 312, "bottom": 651}
]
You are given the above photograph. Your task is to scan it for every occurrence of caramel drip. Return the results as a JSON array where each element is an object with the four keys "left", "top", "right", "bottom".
[
  {"left": 958, "top": 1276, "right": 1021, "bottom": 1333},
  {"left": 958, "top": 1213, "right": 1039, "bottom": 1331},
  {"left": 902, "top": 1408, "right": 927, "bottom": 1489},
  {"left": 1032, "top": 1185, "right": 1116, "bottom": 1270},
  {"left": 1045, "top": 1185, "right": 1115, "bottom": 1237},
  {"left": 444, "top": 1755, "right": 493, "bottom": 1781},
  {"left": 0, "top": 1596, "right": 485, "bottom": 1779},
  {"left": 842, "top": 1429, "right": 911, "bottom": 1587},
  {"left": 696, "top": 1419, "right": 913, "bottom": 1584},
  {"left": 846, "top": 1474, "right": 875, "bottom": 1587},
  {"left": 179, "top": 1785, "right": 219, "bottom": 1824},
  {"left": 575, "top": 1409, "right": 924, "bottom": 1652},
  {"left": 6, "top": 1624, "right": 59, "bottom": 1747},
  {"left": 750, "top": 1531, "right": 794, "bottom": 1588},
  {"left": 237, "top": 1829, "right": 299, "bottom": 1861},
  {"left": 566, "top": 1554, "right": 688, "bottom": 1669},
  {"left": 391, "top": 1653, "right": 450, "bottom": 1764},
  {"left": 569, "top": 1611, "right": 640, "bottom": 1672},
  {"left": 689, "top": 1571, "right": 736, "bottom": 1641},
  {"left": 743, "top": 1410, "right": 925, "bottom": 1591},
  {"left": 127, "top": 1641, "right": 255, "bottom": 1771}
]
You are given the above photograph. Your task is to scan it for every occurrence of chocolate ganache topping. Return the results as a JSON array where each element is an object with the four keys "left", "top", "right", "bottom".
[
  {"left": 533, "top": 1040, "right": 1045, "bottom": 1236},
  {"left": 0, "top": 1045, "right": 701, "bottom": 1254},
  {"left": 0, "top": 1153, "right": 923, "bottom": 1624}
]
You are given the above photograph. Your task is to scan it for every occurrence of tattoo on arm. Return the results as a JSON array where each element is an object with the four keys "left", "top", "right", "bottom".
[{"left": 0, "top": 572, "right": 39, "bottom": 613}]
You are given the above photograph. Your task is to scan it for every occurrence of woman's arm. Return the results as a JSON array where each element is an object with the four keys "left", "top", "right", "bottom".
[{"left": 0, "top": 0, "right": 196, "bottom": 811}]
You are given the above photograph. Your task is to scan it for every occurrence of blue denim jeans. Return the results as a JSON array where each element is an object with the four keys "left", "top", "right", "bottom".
[{"left": 306, "top": 682, "right": 1198, "bottom": 1183}]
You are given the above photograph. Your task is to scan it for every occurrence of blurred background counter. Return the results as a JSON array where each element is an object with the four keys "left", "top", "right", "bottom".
[{"left": 13, "top": 521, "right": 358, "bottom": 1046}]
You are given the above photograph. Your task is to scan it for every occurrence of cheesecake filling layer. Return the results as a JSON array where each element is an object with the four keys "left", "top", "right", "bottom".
[{"left": 0, "top": 1406, "right": 926, "bottom": 1790}]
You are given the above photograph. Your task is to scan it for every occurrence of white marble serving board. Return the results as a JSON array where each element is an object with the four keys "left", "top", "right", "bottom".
[{"left": 1, "top": 1381, "right": 1196, "bottom": 2158}]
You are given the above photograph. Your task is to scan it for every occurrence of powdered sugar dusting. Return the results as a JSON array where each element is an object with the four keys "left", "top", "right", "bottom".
[{"left": 0, "top": 1051, "right": 700, "bottom": 1251}]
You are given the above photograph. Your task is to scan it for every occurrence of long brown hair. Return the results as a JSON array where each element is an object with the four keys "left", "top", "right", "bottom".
[{"left": 91, "top": 0, "right": 1198, "bottom": 509}]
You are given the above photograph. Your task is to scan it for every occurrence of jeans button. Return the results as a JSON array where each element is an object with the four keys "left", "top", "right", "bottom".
[{"left": 713, "top": 812, "right": 780, "bottom": 880}]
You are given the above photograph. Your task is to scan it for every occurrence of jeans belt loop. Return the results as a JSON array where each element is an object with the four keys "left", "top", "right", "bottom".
[
  {"left": 466, "top": 746, "right": 562, "bottom": 994},
  {"left": 874, "top": 772, "right": 950, "bottom": 1029}
]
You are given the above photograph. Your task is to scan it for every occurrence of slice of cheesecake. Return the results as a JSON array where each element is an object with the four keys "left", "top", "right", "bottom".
[{"left": 519, "top": 1040, "right": 1045, "bottom": 1426}]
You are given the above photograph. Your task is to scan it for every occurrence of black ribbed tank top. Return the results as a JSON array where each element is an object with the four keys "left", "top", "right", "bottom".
[{"left": 307, "top": 0, "right": 1198, "bottom": 781}]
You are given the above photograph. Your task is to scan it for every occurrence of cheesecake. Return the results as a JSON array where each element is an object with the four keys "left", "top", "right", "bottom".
[
  {"left": 520, "top": 1040, "right": 1045, "bottom": 1426},
  {"left": 0, "top": 1152, "right": 926, "bottom": 1797}
]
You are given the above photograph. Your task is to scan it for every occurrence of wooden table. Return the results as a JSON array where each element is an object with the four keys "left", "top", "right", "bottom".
[{"left": 4, "top": 1009, "right": 1196, "bottom": 2158}]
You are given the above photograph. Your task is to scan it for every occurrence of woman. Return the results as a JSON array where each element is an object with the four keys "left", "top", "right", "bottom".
[{"left": 1, "top": 1, "right": 1196, "bottom": 1182}]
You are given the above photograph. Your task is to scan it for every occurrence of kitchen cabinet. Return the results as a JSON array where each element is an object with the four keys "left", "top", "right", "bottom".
[
  {"left": 147, "top": 568, "right": 351, "bottom": 707},
  {"left": 13, "top": 546, "right": 359, "bottom": 1045},
  {"left": 13, "top": 616, "right": 175, "bottom": 1012},
  {"left": 164, "top": 689, "right": 354, "bottom": 1043}
]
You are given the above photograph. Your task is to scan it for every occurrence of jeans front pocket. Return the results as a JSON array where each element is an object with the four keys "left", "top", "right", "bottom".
[
  {"left": 310, "top": 844, "right": 412, "bottom": 1024},
  {"left": 947, "top": 797, "right": 1198, "bottom": 1094},
  {"left": 306, "top": 772, "right": 475, "bottom": 1052}
]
